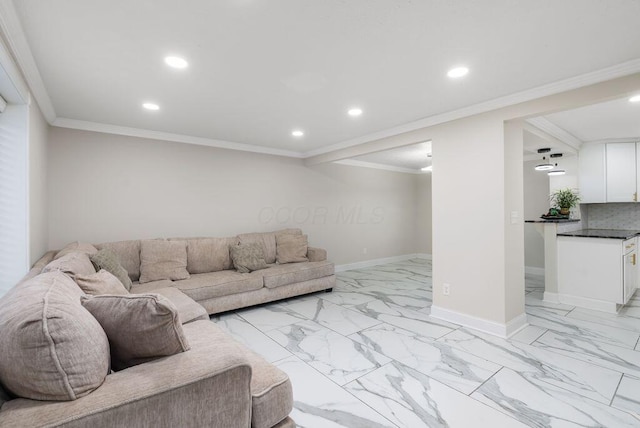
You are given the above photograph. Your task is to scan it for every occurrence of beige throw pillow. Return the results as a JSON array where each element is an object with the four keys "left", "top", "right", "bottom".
[
  {"left": 81, "top": 294, "right": 190, "bottom": 371},
  {"left": 230, "top": 242, "right": 269, "bottom": 273},
  {"left": 42, "top": 251, "right": 96, "bottom": 278},
  {"left": 0, "top": 272, "right": 110, "bottom": 401},
  {"left": 276, "top": 234, "right": 309, "bottom": 264},
  {"left": 74, "top": 269, "right": 129, "bottom": 295},
  {"left": 139, "top": 240, "right": 190, "bottom": 283},
  {"left": 54, "top": 241, "right": 98, "bottom": 260},
  {"left": 90, "top": 248, "right": 133, "bottom": 291}
]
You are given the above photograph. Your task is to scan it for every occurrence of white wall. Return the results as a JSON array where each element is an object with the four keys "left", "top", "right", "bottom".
[
  {"left": 415, "top": 174, "right": 432, "bottom": 254},
  {"left": 28, "top": 99, "right": 49, "bottom": 264},
  {"left": 523, "top": 159, "right": 550, "bottom": 270},
  {"left": 47, "top": 127, "right": 425, "bottom": 265}
]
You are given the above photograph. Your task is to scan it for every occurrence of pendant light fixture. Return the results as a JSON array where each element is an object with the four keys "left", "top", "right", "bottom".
[
  {"left": 534, "top": 148, "right": 554, "bottom": 171},
  {"left": 547, "top": 153, "right": 565, "bottom": 176}
]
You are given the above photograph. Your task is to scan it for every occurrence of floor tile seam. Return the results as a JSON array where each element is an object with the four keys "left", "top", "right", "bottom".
[
  {"left": 523, "top": 327, "right": 549, "bottom": 345},
  {"left": 531, "top": 370, "right": 622, "bottom": 406},
  {"left": 565, "top": 312, "right": 640, "bottom": 335},
  {"left": 610, "top": 373, "right": 626, "bottom": 406},
  {"left": 525, "top": 318, "right": 639, "bottom": 350}
]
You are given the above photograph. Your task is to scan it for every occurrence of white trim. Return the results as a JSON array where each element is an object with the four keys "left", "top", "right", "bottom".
[
  {"left": 303, "top": 58, "right": 640, "bottom": 159},
  {"left": 525, "top": 266, "right": 545, "bottom": 276},
  {"left": 0, "top": 0, "right": 55, "bottom": 120},
  {"left": 430, "top": 306, "right": 529, "bottom": 339},
  {"left": 52, "top": 118, "right": 304, "bottom": 159},
  {"left": 335, "top": 253, "right": 429, "bottom": 272},
  {"left": 543, "top": 291, "right": 560, "bottom": 304},
  {"left": 584, "top": 137, "right": 640, "bottom": 145},
  {"left": 333, "top": 159, "right": 423, "bottom": 174},
  {"left": 526, "top": 117, "right": 583, "bottom": 151},
  {"left": 556, "top": 293, "right": 620, "bottom": 313}
]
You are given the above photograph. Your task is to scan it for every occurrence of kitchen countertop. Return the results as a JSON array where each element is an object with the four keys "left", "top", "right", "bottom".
[
  {"left": 556, "top": 229, "right": 640, "bottom": 240},
  {"left": 525, "top": 219, "right": 580, "bottom": 224}
]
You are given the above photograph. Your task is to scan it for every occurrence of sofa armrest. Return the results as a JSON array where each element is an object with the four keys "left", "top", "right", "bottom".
[
  {"left": 307, "top": 247, "right": 327, "bottom": 262},
  {"left": 0, "top": 333, "right": 253, "bottom": 428}
]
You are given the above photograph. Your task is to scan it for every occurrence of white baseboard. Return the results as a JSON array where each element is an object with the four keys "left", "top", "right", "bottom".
[
  {"left": 556, "top": 293, "right": 620, "bottom": 313},
  {"left": 335, "top": 253, "right": 431, "bottom": 272},
  {"left": 543, "top": 291, "right": 560, "bottom": 304},
  {"left": 525, "top": 266, "right": 545, "bottom": 276},
  {"left": 431, "top": 305, "right": 529, "bottom": 339}
]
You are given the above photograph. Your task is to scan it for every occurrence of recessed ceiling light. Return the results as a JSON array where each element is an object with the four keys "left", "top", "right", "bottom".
[
  {"left": 291, "top": 130, "right": 304, "bottom": 137},
  {"left": 421, "top": 166, "right": 432, "bottom": 172},
  {"left": 164, "top": 56, "right": 188, "bottom": 69},
  {"left": 142, "top": 102, "right": 160, "bottom": 111},
  {"left": 447, "top": 66, "right": 469, "bottom": 78},
  {"left": 630, "top": 95, "right": 640, "bottom": 103},
  {"left": 348, "top": 107, "right": 363, "bottom": 117}
]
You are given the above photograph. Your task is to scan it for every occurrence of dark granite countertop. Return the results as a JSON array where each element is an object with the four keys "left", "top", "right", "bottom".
[
  {"left": 525, "top": 219, "right": 580, "bottom": 224},
  {"left": 557, "top": 229, "right": 640, "bottom": 240}
]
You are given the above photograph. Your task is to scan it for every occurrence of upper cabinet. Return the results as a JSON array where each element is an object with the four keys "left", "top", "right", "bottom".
[{"left": 578, "top": 142, "right": 640, "bottom": 203}]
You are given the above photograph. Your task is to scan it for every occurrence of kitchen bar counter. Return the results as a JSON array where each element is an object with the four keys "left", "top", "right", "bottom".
[
  {"left": 557, "top": 229, "right": 640, "bottom": 240},
  {"left": 525, "top": 219, "right": 580, "bottom": 224}
]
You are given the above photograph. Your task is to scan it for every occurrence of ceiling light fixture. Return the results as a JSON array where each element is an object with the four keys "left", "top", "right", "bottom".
[
  {"left": 142, "top": 102, "right": 160, "bottom": 111},
  {"left": 421, "top": 166, "right": 432, "bottom": 172},
  {"left": 348, "top": 107, "right": 363, "bottom": 117},
  {"left": 630, "top": 95, "right": 640, "bottom": 103},
  {"left": 547, "top": 153, "right": 565, "bottom": 176},
  {"left": 164, "top": 56, "right": 189, "bottom": 69},
  {"left": 534, "top": 148, "right": 554, "bottom": 171},
  {"left": 447, "top": 66, "right": 469, "bottom": 78},
  {"left": 291, "top": 130, "right": 304, "bottom": 137}
]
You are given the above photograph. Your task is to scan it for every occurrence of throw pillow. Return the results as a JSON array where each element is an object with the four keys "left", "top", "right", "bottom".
[
  {"left": 74, "top": 269, "right": 129, "bottom": 295},
  {"left": 0, "top": 271, "right": 110, "bottom": 401},
  {"left": 276, "top": 234, "right": 309, "bottom": 264},
  {"left": 230, "top": 242, "right": 269, "bottom": 273},
  {"left": 139, "top": 240, "right": 190, "bottom": 283},
  {"left": 54, "top": 241, "right": 98, "bottom": 260},
  {"left": 42, "top": 251, "right": 96, "bottom": 278},
  {"left": 90, "top": 248, "right": 133, "bottom": 291},
  {"left": 81, "top": 294, "right": 190, "bottom": 371}
]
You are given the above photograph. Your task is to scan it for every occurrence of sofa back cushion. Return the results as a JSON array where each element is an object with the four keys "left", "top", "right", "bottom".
[
  {"left": 74, "top": 269, "right": 130, "bottom": 295},
  {"left": 90, "top": 248, "right": 133, "bottom": 291},
  {"left": 41, "top": 251, "right": 96, "bottom": 278},
  {"left": 95, "top": 240, "right": 142, "bottom": 282},
  {"left": 237, "top": 229, "right": 301, "bottom": 264},
  {"left": 169, "top": 236, "right": 239, "bottom": 274},
  {"left": 54, "top": 241, "right": 98, "bottom": 260},
  {"left": 139, "top": 240, "right": 190, "bottom": 284},
  {"left": 276, "top": 234, "right": 309, "bottom": 264},
  {"left": 81, "top": 294, "right": 190, "bottom": 371},
  {"left": 0, "top": 271, "right": 110, "bottom": 401}
]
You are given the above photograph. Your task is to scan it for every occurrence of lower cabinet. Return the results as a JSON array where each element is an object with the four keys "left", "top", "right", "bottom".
[{"left": 557, "top": 236, "right": 637, "bottom": 313}]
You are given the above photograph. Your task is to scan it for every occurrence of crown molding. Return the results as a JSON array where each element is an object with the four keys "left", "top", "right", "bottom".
[
  {"left": 583, "top": 137, "right": 640, "bottom": 145},
  {"left": 525, "top": 117, "right": 583, "bottom": 152},
  {"left": 53, "top": 118, "right": 304, "bottom": 158},
  {"left": 0, "top": 0, "right": 56, "bottom": 121},
  {"left": 304, "top": 59, "right": 640, "bottom": 159},
  {"left": 333, "top": 159, "right": 424, "bottom": 174}
]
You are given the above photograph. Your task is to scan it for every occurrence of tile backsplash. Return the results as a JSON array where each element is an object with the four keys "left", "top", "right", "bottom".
[{"left": 585, "top": 203, "right": 640, "bottom": 230}]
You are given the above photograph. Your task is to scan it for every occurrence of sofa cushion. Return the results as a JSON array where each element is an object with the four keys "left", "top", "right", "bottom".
[
  {"left": 95, "top": 240, "right": 142, "bottom": 281},
  {"left": 169, "top": 236, "right": 239, "bottom": 274},
  {"left": 74, "top": 269, "right": 129, "bottom": 295},
  {"left": 276, "top": 234, "right": 309, "bottom": 264},
  {"left": 130, "top": 279, "right": 175, "bottom": 294},
  {"left": 150, "top": 287, "right": 209, "bottom": 324},
  {"left": 139, "top": 240, "right": 190, "bottom": 284},
  {"left": 81, "top": 294, "right": 190, "bottom": 371},
  {"left": 54, "top": 241, "right": 98, "bottom": 260},
  {"left": 238, "top": 229, "right": 302, "bottom": 265},
  {"left": 261, "top": 261, "right": 335, "bottom": 289},
  {"left": 42, "top": 251, "right": 96, "bottom": 278},
  {"left": 174, "top": 270, "right": 264, "bottom": 301},
  {"left": 230, "top": 242, "right": 269, "bottom": 273},
  {"left": 0, "top": 271, "right": 110, "bottom": 401},
  {"left": 90, "top": 248, "right": 133, "bottom": 291}
]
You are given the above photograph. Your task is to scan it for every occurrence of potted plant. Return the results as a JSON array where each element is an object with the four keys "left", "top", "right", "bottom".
[{"left": 550, "top": 188, "right": 580, "bottom": 216}]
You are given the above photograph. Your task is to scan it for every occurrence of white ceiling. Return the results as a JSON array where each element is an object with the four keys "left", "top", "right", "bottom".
[
  {"left": 5, "top": 0, "right": 640, "bottom": 158},
  {"left": 348, "top": 141, "right": 432, "bottom": 173}
]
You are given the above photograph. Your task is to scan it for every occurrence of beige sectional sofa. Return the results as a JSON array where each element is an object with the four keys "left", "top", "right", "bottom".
[{"left": 0, "top": 229, "right": 335, "bottom": 427}]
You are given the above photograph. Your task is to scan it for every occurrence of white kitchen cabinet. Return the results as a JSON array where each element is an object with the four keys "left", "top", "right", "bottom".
[
  {"left": 606, "top": 143, "right": 637, "bottom": 202},
  {"left": 578, "top": 143, "right": 606, "bottom": 203},
  {"left": 557, "top": 236, "right": 637, "bottom": 312}
]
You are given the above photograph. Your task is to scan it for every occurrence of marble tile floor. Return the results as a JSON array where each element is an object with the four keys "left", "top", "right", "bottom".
[{"left": 212, "top": 259, "right": 640, "bottom": 427}]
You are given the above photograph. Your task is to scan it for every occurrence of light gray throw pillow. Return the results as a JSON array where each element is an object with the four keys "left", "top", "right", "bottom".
[
  {"left": 90, "top": 248, "right": 133, "bottom": 290},
  {"left": 276, "top": 234, "right": 309, "bottom": 264},
  {"left": 74, "top": 269, "right": 129, "bottom": 295},
  {"left": 230, "top": 242, "right": 269, "bottom": 273}
]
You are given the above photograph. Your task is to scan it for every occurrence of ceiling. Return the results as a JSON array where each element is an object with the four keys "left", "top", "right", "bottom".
[{"left": 4, "top": 0, "right": 640, "bottom": 159}]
